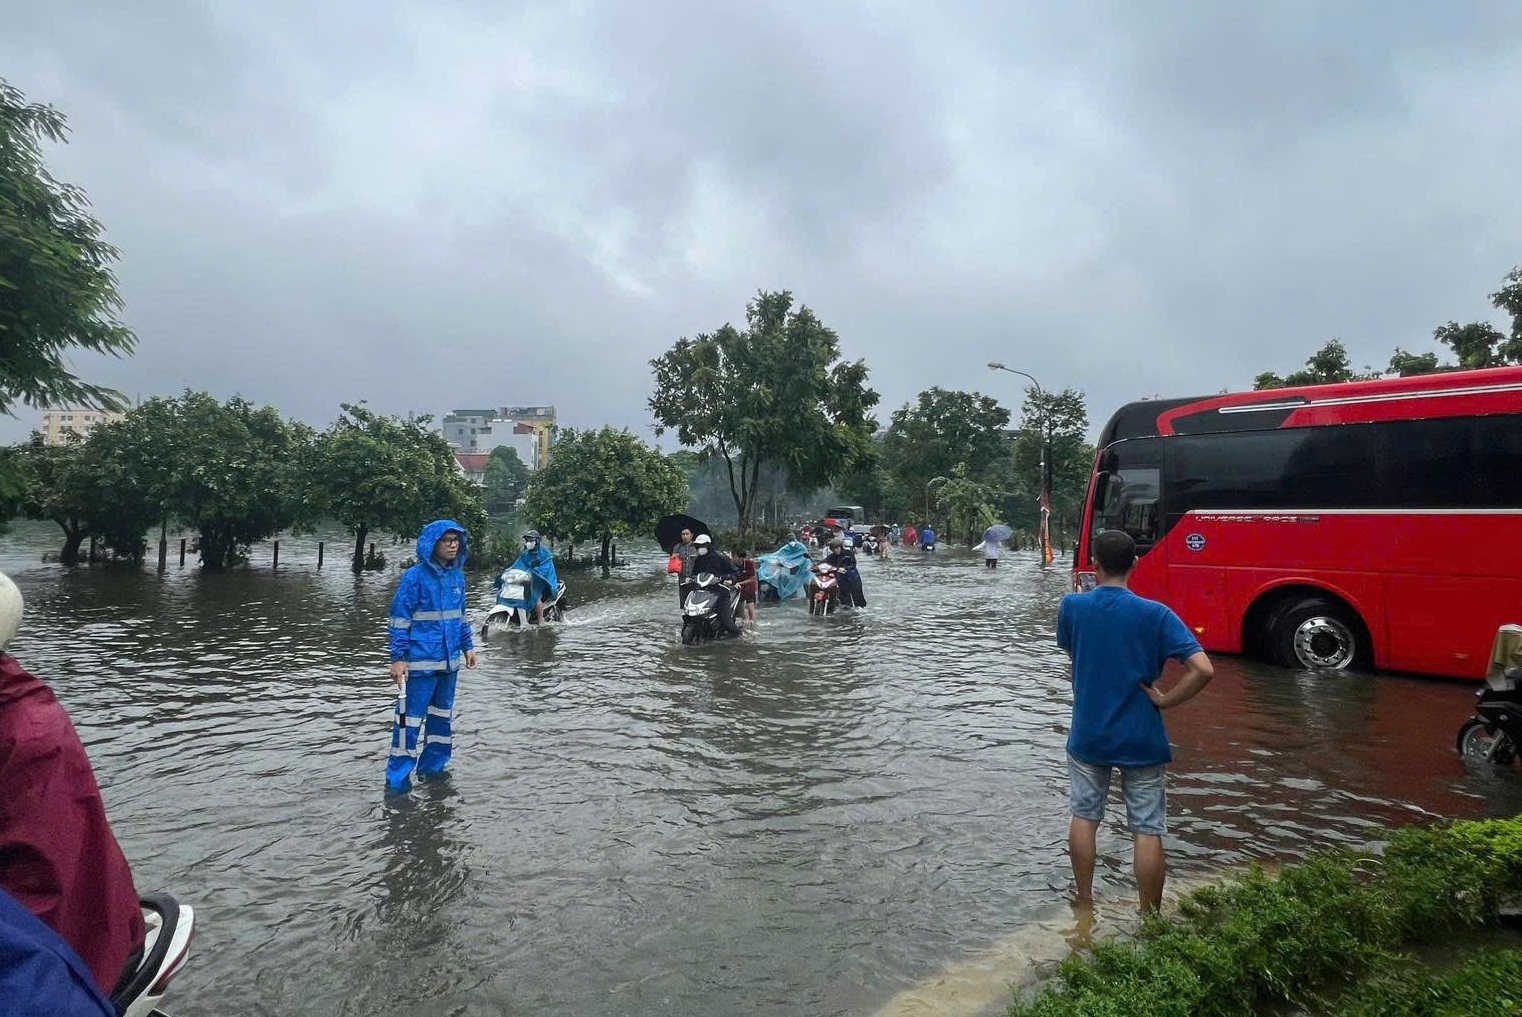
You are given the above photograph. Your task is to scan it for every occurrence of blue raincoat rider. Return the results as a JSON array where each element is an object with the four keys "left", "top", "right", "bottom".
[
  {"left": 386, "top": 520, "right": 479, "bottom": 792},
  {"left": 0, "top": 886, "right": 116, "bottom": 1017},
  {"left": 503, "top": 529, "right": 559, "bottom": 624}
]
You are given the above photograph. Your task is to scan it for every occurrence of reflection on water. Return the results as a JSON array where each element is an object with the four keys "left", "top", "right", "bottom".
[{"left": 1, "top": 521, "right": 1516, "bottom": 1016}]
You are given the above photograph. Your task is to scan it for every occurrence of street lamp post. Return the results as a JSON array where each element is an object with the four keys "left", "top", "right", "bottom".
[{"left": 989, "top": 362, "right": 1055, "bottom": 566}]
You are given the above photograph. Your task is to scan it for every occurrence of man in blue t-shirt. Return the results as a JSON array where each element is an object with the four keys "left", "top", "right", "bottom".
[{"left": 1056, "top": 529, "right": 1214, "bottom": 913}]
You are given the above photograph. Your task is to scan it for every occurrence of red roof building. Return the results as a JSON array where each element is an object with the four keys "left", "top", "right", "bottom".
[{"left": 454, "top": 452, "right": 491, "bottom": 485}]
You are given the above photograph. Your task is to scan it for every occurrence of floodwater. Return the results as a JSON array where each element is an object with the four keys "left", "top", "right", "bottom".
[{"left": 2, "top": 521, "right": 1518, "bottom": 1017}]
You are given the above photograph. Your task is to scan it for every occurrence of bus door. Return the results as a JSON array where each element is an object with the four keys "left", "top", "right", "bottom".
[{"left": 1089, "top": 441, "right": 1166, "bottom": 597}]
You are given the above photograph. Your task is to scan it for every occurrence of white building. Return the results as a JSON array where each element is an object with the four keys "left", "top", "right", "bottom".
[
  {"left": 38, "top": 407, "right": 124, "bottom": 446},
  {"left": 441, "top": 406, "right": 555, "bottom": 470}
]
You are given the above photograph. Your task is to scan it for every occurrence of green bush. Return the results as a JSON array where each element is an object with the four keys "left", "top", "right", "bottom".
[
  {"left": 1011, "top": 818, "right": 1522, "bottom": 1017},
  {"left": 1334, "top": 948, "right": 1522, "bottom": 1017}
]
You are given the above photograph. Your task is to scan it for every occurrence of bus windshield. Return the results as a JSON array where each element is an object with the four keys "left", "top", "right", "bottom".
[{"left": 1090, "top": 467, "right": 1160, "bottom": 551}]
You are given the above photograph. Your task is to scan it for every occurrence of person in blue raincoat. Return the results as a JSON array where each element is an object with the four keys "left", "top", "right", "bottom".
[
  {"left": 505, "top": 529, "right": 559, "bottom": 623},
  {"left": 756, "top": 539, "right": 813, "bottom": 601},
  {"left": 0, "top": 886, "right": 116, "bottom": 1017},
  {"left": 386, "top": 520, "right": 479, "bottom": 792}
]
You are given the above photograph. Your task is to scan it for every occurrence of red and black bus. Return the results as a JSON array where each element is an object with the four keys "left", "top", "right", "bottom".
[{"left": 1074, "top": 366, "right": 1522, "bottom": 680}]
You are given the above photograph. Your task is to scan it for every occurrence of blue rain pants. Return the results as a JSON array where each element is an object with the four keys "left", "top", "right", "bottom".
[{"left": 386, "top": 669, "right": 457, "bottom": 790}]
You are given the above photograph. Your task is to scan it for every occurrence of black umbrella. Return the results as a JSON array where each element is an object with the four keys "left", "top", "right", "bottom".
[{"left": 655, "top": 514, "right": 710, "bottom": 553}]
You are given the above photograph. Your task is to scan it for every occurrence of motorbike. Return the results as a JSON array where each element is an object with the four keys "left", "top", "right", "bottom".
[
  {"left": 806, "top": 563, "right": 842, "bottom": 616},
  {"left": 481, "top": 567, "right": 567, "bottom": 637},
  {"left": 1457, "top": 624, "right": 1522, "bottom": 765},
  {"left": 681, "top": 573, "right": 740, "bottom": 645},
  {"left": 859, "top": 534, "right": 880, "bottom": 556},
  {"left": 112, "top": 894, "right": 196, "bottom": 1017}
]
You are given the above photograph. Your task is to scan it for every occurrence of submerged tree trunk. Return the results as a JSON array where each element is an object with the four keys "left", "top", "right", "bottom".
[
  {"left": 198, "top": 527, "right": 237, "bottom": 570},
  {"left": 600, "top": 534, "right": 612, "bottom": 577},
  {"left": 352, "top": 525, "right": 369, "bottom": 573},
  {"left": 58, "top": 522, "right": 86, "bottom": 566}
]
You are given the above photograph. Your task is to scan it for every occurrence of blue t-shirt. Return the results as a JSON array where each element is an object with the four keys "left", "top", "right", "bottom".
[{"left": 1056, "top": 586, "right": 1203, "bottom": 767}]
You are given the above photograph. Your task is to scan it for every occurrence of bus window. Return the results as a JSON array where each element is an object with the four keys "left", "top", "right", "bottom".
[
  {"left": 1473, "top": 415, "right": 1522, "bottom": 506},
  {"left": 1092, "top": 467, "right": 1161, "bottom": 552}
]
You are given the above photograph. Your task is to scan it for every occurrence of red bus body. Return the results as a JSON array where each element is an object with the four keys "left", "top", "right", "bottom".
[{"left": 1074, "top": 366, "right": 1522, "bottom": 680}]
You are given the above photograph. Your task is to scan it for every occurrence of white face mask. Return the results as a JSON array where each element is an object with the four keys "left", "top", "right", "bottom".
[
  {"left": 523, "top": 541, "right": 535, "bottom": 551},
  {"left": 697, "top": 546, "right": 709, "bottom": 555}
]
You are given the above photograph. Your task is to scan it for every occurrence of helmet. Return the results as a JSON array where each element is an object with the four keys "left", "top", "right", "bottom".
[
  {"left": 693, "top": 534, "right": 712, "bottom": 546},
  {"left": 522, "top": 530, "right": 540, "bottom": 542},
  {"left": 0, "top": 571, "right": 22, "bottom": 651}
]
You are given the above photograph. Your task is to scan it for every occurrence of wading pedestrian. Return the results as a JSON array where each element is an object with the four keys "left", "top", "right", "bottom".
[
  {"left": 1056, "top": 529, "right": 1214, "bottom": 913},
  {"left": 386, "top": 520, "right": 478, "bottom": 793}
]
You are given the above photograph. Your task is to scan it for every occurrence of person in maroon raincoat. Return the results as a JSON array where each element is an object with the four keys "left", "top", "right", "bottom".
[{"left": 0, "top": 570, "right": 145, "bottom": 996}]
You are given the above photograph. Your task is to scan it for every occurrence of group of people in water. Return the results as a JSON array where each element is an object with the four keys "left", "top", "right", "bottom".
[{"left": 381, "top": 515, "right": 1013, "bottom": 792}]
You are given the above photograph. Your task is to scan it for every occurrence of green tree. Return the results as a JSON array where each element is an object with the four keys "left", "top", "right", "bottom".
[
  {"left": 1007, "top": 387, "right": 1093, "bottom": 547},
  {"left": 1254, "top": 339, "right": 1371, "bottom": 390},
  {"left": 649, "top": 290, "right": 878, "bottom": 537},
  {"left": 881, "top": 387, "right": 1012, "bottom": 516},
  {"left": 523, "top": 427, "right": 687, "bottom": 573},
  {"left": 1490, "top": 265, "right": 1522, "bottom": 354},
  {"left": 483, "top": 445, "right": 531, "bottom": 514},
  {"left": 7, "top": 429, "right": 154, "bottom": 564},
  {"left": 14, "top": 435, "right": 96, "bottom": 564},
  {"left": 313, "top": 403, "right": 484, "bottom": 571},
  {"left": 0, "top": 80, "right": 136, "bottom": 417},
  {"left": 118, "top": 392, "right": 317, "bottom": 569},
  {"left": 1386, "top": 348, "right": 1444, "bottom": 377},
  {"left": 835, "top": 439, "right": 906, "bottom": 523},
  {"left": 1431, "top": 320, "right": 1515, "bottom": 370},
  {"left": 928, "top": 465, "right": 999, "bottom": 543}
]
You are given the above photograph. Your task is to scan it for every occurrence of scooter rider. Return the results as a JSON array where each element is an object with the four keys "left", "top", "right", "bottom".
[
  {"left": 825, "top": 537, "right": 867, "bottom": 607},
  {"left": 507, "top": 529, "right": 559, "bottom": 624},
  {"left": 687, "top": 534, "right": 742, "bottom": 635}
]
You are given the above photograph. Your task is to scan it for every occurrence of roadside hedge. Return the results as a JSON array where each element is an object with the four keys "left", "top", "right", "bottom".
[{"left": 1010, "top": 817, "right": 1522, "bottom": 1017}]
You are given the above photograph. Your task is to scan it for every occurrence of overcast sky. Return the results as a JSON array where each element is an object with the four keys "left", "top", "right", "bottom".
[{"left": 4, "top": 1, "right": 1520, "bottom": 444}]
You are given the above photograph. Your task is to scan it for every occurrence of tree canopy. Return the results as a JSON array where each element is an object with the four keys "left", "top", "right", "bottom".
[
  {"left": 649, "top": 290, "right": 878, "bottom": 536},
  {"left": 881, "top": 387, "right": 1011, "bottom": 515},
  {"left": 0, "top": 79, "right": 135, "bottom": 417},
  {"left": 1006, "top": 386, "right": 1093, "bottom": 545},
  {"left": 1253, "top": 339, "right": 1371, "bottom": 390},
  {"left": 313, "top": 402, "right": 486, "bottom": 571},
  {"left": 1264, "top": 266, "right": 1522, "bottom": 385},
  {"left": 483, "top": 445, "right": 531, "bottom": 514},
  {"left": 929, "top": 465, "right": 999, "bottom": 543},
  {"left": 524, "top": 427, "right": 687, "bottom": 571},
  {"left": 148, "top": 392, "right": 319, "bottom": 568}
]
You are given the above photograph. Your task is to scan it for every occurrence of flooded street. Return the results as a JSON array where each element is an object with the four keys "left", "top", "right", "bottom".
[{"left": 3, "top": 521, "right": 1518, "bottom": 1016}]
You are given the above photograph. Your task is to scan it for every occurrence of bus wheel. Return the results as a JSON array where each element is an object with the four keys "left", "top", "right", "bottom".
[{"left": 1270, "top": 598, "right": 1362, "bottom": 670}]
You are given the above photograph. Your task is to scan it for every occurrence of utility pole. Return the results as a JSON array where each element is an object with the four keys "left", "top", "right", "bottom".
[{"left": 989, "top": 362, "right": 1054, "bottom": 567}]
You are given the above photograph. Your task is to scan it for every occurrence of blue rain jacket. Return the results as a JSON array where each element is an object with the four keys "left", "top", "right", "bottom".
[
  {"left": 756, "top": 540, "right": 814, "bottom": 600},
  {"left": 388, "top": 520, "right": 474, "bottom": 671},
  {"left": 920, "top": 528, "right": 938, "bottom": 546},
  {"left": 0, "top": 887, "right": 115, "bottom": 1017},
  {"left": 504, "top": 545, "right": 559, "bottom": 603}
]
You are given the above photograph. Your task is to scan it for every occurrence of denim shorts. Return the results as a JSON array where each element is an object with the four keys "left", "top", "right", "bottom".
[{"left": 1067, "top": 753, "right": 1167, "bottom": 836}]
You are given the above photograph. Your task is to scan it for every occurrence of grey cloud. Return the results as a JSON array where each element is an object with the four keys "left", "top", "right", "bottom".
[{"left": 0, "top": 0, "right": 1518, "bottom": 447}]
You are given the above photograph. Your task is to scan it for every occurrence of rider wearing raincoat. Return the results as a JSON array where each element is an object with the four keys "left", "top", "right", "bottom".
[
  {"left": 755, "top": 539, "right": 813, "bottom": 601},
  {"left": 504, "top": 529, "right": 559, "bottom": 624},
  {"left": 386, "top": 520, "right": 478, "bottom": 792}
]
